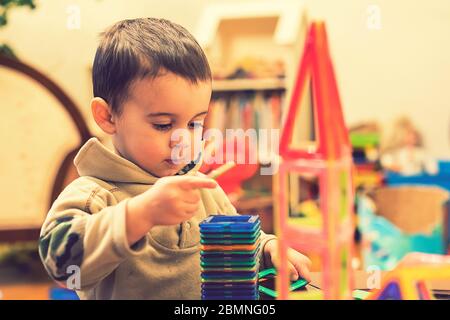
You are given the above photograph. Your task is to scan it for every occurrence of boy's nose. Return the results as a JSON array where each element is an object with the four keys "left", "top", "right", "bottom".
[
  {"left": 169, "top": 140, "right": 192, "bottom": 164},
  {"left": 169, "top": 137, "right": 191, "bottom": 149}
]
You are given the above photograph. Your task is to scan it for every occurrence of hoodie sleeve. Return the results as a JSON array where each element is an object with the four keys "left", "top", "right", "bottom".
[
  {"left": 38, "top": 177, "right": 148, "bottom": 290},
  {"left": 212, "top": 183, "right": 277, "bottom": 271}
]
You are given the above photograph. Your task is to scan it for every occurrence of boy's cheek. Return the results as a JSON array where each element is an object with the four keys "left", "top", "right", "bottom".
[{"left": 133, "top": 143, "right": 167, "bottom": 168}]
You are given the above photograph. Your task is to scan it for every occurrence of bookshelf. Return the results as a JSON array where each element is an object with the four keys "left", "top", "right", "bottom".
[
  {"left": 196, "top": 1, "right": 309, "bottom": 140},
  {"left": 212, "top": 78, "right": 286, "bottom": 92},
  {"left": 196, "top": 3, "right": 308, "bottom": 227}
]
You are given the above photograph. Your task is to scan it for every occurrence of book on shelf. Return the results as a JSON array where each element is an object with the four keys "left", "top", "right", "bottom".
[
  {"left": 207, "top": 92, "right": 284, "bottom": 164},
  {"left": 209, "top": 92, "right": 283, "bottom": 133}
]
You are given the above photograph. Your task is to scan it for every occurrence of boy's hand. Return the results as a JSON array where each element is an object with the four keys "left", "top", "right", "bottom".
[
  {"left": 264, "top": 239, "right": 312, "bottom": 282},
  {"left": 126, "top": 175, "right": 217, "bottom": 246}
]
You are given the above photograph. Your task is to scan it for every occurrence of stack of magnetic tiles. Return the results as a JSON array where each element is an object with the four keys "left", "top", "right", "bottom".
[{"left": 199, "top": 215, "right": 261, "bottom": 300}]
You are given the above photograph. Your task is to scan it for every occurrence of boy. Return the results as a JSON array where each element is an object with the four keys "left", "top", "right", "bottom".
[{"left": 39, "top": 18, "right": 311, "bottom": 299}]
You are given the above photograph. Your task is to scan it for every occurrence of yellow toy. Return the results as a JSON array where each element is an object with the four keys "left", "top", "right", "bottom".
[{"left": 367, "top": 252, "right": 450, "bottom": 300}]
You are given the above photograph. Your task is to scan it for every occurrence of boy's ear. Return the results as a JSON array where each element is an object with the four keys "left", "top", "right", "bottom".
[{"left": 91, "top": 97, "right": 117, "bottom": 134}]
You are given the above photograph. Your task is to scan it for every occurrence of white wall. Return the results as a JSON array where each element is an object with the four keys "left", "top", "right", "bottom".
[
  {"left": 2, "top": 0, "right": 450, "bottom": 158},
  {"left": 306, "top": 0, "right": 450, "bottom": 159},
  {"left": 2, "top": 0, "right": 212, "bottom": 137}
]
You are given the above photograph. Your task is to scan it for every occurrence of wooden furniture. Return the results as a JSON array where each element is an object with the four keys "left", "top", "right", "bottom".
[{"left": 196, "top": 3, "right": 309, "bottom": 231}]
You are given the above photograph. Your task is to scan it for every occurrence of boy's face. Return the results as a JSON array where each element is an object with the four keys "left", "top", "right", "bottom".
[{"left": 112, "top": 72, "right": 211, "bottom": 178}]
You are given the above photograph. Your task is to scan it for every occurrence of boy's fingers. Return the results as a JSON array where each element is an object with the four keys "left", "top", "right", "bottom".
[
  {"left": 183, "top": 191, "right": 201, "bottom": 204},
  {"left": 296, "top": 255, "right": 312, "bottom": 270},
  {"left": 179, "top": 176, "right": 217, "bottom": 190},
  {"left": 288, "top": 249, "right": 312, "bottom": 268},
  {"left": 183, "top": 202, "right": 199, "bottom": 214},
  {"left": 185, "top": 210, "right": 198, "bottom": 216},
  {"left": 183, "top": 198, "right": 200, "bottom": 205},
  {"left": 288, "top": 262, "right": 299, "bottom": 281},
  {"left": 296, "top": 264, "right": 311, "bottom": 282},
  {"left": 288, "top": 250, "right": 312, "bottom": 282},
  {"left": 301, "top": 254, "right": 312, "bottom": 268}
]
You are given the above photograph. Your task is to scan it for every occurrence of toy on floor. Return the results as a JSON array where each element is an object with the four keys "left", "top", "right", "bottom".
[
  {"left": 258, "top": 267, "right": 309, "bottom": 299},
  {"left": 274, "top": 21, "right": 355, "bottom": 299},
  {"left": 199, "top": 215, "right": 261, "bottom": 300}
]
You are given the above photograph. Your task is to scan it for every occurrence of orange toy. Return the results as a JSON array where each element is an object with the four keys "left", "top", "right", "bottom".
[{"left": 274, "top": 21, "right": 355, "bottom": 300}]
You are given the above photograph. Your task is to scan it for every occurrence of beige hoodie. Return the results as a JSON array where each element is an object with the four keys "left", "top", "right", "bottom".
[{"left": 38, "top": 138, "right": 276, "bottom": 299}]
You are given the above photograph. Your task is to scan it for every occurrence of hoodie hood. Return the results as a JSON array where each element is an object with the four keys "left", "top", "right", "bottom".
[{"left": 74, "top": 138, "right": 202, "bottom": 184}]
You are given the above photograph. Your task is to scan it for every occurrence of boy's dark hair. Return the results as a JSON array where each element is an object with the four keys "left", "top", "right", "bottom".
[{"left": 93, "top": 18, "right": 211, "bottom": 114}]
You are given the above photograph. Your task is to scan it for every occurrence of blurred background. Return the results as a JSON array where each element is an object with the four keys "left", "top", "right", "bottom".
[{"left": 0, "top": 0, "right": 449, "bottom": 299}]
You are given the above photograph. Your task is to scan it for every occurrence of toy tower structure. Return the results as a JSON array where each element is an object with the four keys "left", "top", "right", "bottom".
[{"left": 274, "top": 21, "right": 355, "bottom": 299}]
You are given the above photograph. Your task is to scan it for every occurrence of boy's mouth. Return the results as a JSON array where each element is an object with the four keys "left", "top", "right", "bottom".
[{"left": 164, "top": 158, "right": 179, "bottom": 167}]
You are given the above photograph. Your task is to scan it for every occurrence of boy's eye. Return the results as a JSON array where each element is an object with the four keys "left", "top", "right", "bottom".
[
  {"left": 189, "top": 121, "right": 204, "bottom": 130},
  {"left": 152, "top": 123, "right": 172, "bottom": 131}
]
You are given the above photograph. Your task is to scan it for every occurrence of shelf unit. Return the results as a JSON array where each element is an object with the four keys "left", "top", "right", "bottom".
[
  {"left": 196, "top": 1, "right": 309, "bottom": 135},
  {"left": 196, "top": 3, "right": 309, "bottom": 226},
  {"left": 212, "top": 78, "right": 286, "bottom": 93}
]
